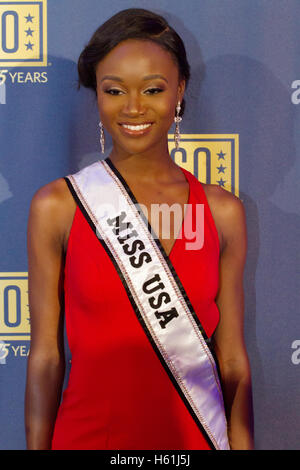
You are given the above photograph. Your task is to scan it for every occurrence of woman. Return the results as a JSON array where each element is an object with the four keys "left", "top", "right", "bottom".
[{"left": 25, "top": 8, "right": 253, "bottom": 450}]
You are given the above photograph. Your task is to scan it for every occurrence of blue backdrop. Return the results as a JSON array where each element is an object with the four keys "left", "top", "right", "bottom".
[{"left": 0, "top": 0, "right": 299, "bottom": 450}]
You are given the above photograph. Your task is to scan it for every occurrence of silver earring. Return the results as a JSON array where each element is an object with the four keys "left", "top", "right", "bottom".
[
  {"left": 174, "top": 101, "right": 182, "bottom": 150},
  {"left": 98, "top": 121, "right": 105, "bottom": 154}
]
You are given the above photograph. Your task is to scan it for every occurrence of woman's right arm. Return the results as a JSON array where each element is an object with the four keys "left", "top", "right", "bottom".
[{"left": 25, "top": 180, "right": 68, "bottom": 450}]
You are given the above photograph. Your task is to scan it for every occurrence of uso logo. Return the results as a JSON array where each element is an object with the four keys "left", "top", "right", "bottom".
[
  {"left": 0, "top": 272, "right": 30, "bottom": 342},
  {"left": 0, "top": 0, "right": 47, "bottom": 67},
  {"left": 168, "top": 134, "right": 239, "bottom": 196}
]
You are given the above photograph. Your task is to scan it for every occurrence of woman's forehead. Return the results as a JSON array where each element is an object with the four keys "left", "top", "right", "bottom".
[{"left": 95, "top": 39, "right": 179, "bottom": 79}]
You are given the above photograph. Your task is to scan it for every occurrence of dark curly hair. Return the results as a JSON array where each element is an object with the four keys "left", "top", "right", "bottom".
[{"left": 77, "top": 8, "right": 190, "bottom": 116}]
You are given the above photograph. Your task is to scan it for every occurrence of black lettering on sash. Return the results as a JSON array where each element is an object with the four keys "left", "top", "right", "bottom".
[
  {"left": 107, "top": 212, "right": 152, "bottom": 267},
  {"left": 117, "top": 229, "right": 138, "bottom": 245},
  {"left": 142, "top": 274, "right": 165, "bottom": 294},
  {"left": 149, "top": 292, "right": 171, "bottom": 309},
  {"left": 106, "top": 211, "right": 178, "bottom": 329},
  {"left": 123, "top": 239, "right": 145, "bottom": 255},
  {"left": 106, "top": 211, "right": 132, "bottom": 235},
  {"left": 130, "top": 251, "right": 152, "bottom": 268},
  {"left": 155, "top": 307, "right": 179, "bottom": 329}
]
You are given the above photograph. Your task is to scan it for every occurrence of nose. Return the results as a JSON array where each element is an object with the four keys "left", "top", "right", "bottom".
[{"left": 121, "top": 92, "right": 146, "bottom": 117}]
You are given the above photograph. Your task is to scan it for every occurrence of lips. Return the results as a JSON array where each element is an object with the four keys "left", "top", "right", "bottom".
[{"left": 118, "top": 122, "right": 153, "bottom": 136}]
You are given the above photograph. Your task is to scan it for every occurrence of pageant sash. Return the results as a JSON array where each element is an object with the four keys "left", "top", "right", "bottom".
[{"left": 64, "top": 158, "right": 230, "bottom": 450}]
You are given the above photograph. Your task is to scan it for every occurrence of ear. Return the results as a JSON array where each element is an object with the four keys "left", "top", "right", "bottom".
[{"left": 177, "top": 79, "right": 186, "bottom": 104}]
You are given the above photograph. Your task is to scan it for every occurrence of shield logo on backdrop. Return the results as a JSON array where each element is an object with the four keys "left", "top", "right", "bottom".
[
  {"left": 0, "top": 0, "right": 47, "bottom": 67},
  {"left": 0, "top": 273, "right": 30, "bottom": 341},
  {"left": 168, "top": 134, "right": 239, "bottom": 196}
]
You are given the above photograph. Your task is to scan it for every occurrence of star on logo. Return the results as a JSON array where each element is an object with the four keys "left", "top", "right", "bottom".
[
  {"left": 217, "top": 150, "right": 226, "bottom": 160},
  {"left": 25, "top": 27, "right": 34, "bottom": 37},
  {"left": 25, "top": 41, "right": 34, "bottom": 51},
  {"left": 216, "top": 164, "right": 226, "bottom": 173},
  {"left": 216, "top": 178, "right": 226, "bottom": 187},
  {"left": 25, "top": 13, "right": 34, "bottom": 23}
]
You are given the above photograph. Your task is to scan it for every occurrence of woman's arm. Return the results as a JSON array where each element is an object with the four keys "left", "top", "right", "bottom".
[
  {"left": 212, "top": 190, "right": 254, "bottom": 450},
  {"left": 25, "top": 180, "right": 68, "bottom": 450}
]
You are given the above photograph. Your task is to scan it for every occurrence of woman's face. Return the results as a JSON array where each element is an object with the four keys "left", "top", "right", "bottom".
[{"left": 95, "top": 39, "right": 185, "bottom": 157}]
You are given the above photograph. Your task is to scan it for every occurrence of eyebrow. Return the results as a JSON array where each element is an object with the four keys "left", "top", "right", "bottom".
[
  {"left": 100, "top": 74, "right": 168, "bottom": 83},
  {"left": 143, "top": 74, "right": 168, "bottom": 83}
]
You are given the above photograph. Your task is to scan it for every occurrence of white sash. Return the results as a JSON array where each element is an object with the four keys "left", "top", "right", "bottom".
[{"left": 65, "top": 158, "right": 230, "bottom": 450}]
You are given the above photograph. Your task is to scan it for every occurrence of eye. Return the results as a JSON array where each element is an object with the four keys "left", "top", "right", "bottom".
[
  {"left": 104, "top": 88, "right": 124, "bottom": 96},
  {"left": 144, "top": 87, "right": 164, "bottom": 95}
]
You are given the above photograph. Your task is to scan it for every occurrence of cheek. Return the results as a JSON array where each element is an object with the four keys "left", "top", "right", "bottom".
[
  {"left": 157, "top": 99, "right": 177, "bottom": 129},
  {"left": 97, "top": 95, "right": 119, "bottom": 128},
  {"left": 97, "top": 93, "right": 115, "bottom": 112},
  {"left": 154, "top": 91, "right": 177, "bottom": 120}
]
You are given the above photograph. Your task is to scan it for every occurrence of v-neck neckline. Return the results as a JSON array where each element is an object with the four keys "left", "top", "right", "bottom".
[{"left": 104, "top": 157, "right": 191, "bottom": 259}]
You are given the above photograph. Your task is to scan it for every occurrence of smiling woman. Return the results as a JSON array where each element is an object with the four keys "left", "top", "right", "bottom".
[
  {"left": 95, "top": 39, "right": 185, "bottom": 156},
  {"left": 25, "top": 8, "right": 254, "bottom": 451}
]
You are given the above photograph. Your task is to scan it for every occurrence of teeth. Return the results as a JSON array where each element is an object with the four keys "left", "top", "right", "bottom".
[{"left": 122, "top": 123, "right": 152, "bottom": 131}]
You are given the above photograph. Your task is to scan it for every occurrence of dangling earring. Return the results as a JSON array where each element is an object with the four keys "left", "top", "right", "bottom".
[
  {"left": 98, "top": 121, "right": 105, "bottom": 154},
  {"left": 174, "top": 101, "right": 182, "bottom": 150}
]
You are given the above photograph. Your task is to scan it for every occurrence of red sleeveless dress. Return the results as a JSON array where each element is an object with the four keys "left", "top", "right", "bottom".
[{"left": 51, "top": 166, "right": 220, "bottom": 450}]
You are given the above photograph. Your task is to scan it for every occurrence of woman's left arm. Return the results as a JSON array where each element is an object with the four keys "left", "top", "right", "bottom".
[{"left": 212, "top": 191, "right": 254, "bottom": 450}]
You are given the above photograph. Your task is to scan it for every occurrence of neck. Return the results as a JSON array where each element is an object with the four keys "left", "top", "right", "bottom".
[{"left": 107, "top": 141, "right": 179, "bottom": 183}]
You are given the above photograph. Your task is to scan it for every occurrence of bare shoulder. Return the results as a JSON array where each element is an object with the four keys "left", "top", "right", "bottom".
[
  {"left": 29, "top": 177, "right": 76, "bottom": 252},
  {"left": 202, "top": 182, "right": 245, "bottom": 217},
  {"left": 201, "top": 183, "right": 246, "bottom": 251},
  {"left": 30, "top": 177, "right": 71, "bottom": 206}
]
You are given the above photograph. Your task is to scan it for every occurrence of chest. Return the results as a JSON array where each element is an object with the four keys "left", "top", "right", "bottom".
[{"left": 123, "top": 180, "right": 190, "bottom": 257}]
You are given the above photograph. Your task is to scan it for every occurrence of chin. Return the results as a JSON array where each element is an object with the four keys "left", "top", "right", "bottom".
[{"left": 114, "top": 134, "right": 169, "bottom": 157}]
